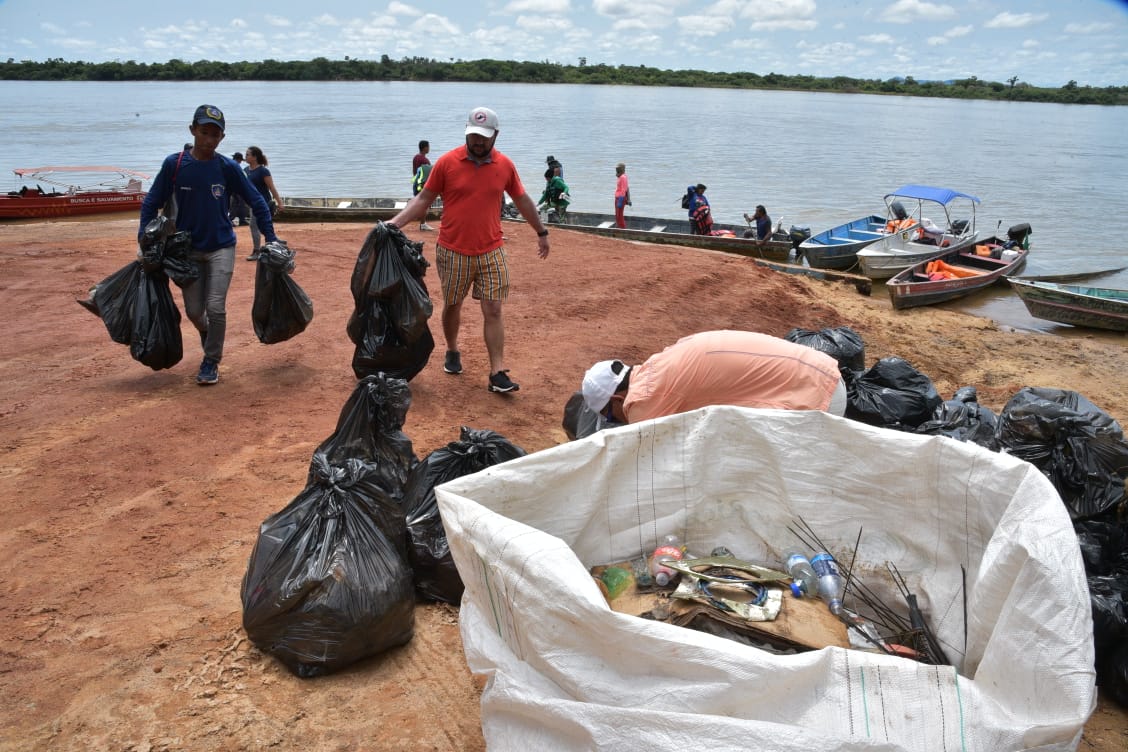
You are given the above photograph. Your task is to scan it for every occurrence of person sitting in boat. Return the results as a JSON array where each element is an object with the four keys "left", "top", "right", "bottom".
[
  {"left": 580, "top": 330, "right": 848, "bottom": 426},
  {"left": 537, "top": 164, "right": 571, "bottom": 223},
  {"left": 743, "top": 205, "right": 772, "bottom": 240}
]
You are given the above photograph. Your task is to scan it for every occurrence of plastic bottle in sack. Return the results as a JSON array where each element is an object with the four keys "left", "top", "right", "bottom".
[
  {"left": 649, "top": 535, "right": 684, "bottom": 586},
  {"left": 783, "top": 550, "right": 818, "bottom": 598},
  {"left": 811, "top": 551, "right": 845, "bottom": 615}
]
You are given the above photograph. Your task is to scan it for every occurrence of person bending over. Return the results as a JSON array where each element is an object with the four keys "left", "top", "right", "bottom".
[{"left": 581, "top": 330, "right": 847, "bottom": 424}]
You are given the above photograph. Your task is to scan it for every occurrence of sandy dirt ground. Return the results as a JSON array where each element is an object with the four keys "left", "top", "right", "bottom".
[{"left": 1, "top": 216, "right": 1126, "bottom": 751}]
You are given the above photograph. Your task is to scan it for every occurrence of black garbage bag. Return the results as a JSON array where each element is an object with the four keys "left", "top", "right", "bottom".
[
  {"left": 129, "top": 267, "right": 183, "bottom": 370},
  {"left": 348, "top": 224, "right": 434, "bottom": 380},
  {"left": 563, "top": 390, "right": 611, "bottom": 440},
  {"left": 785, "top": 326, "right": 866, "bottom": 371},
  {"left": 844, "top": 356, "right": 942, "bottom": 430},
  {"left": 241, "top": 375, "right": 418, "bottom": 678},
  {"left": 915, "top": 385, "right": 999, "bottom": 449},
  {"left": 92, "top": 261, "right": 145, "bottom": 344},
  {"left": 252, "top": 242, "right": 314, "bottom": 344},
  {"left": 1075, "top": 518, "right": 1128, "bottom": 576},
  {"left": 1098, "top": 638, "right": 1128, "bottom": 708},
  {"left": 995, "top": 387, "right": 1128, "bottom": 520},
  {"left": 401, "top": 427, "right": 527, "bottom": 604},
  {"left": 349, "top": 306, "right": 436, "bottom": 383},
  {"left": 140, "top": 215, "right": 197, "bottom": 288}
]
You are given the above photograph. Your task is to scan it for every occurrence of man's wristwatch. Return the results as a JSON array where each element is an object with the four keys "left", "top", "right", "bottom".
[{"left": 537, "top": 228, "right": 549, "bottom": 237}]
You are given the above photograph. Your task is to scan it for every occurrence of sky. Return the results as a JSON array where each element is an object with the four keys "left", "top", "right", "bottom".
[{"left": 1, "top": 0, "right": 1126, "bottom": 88}]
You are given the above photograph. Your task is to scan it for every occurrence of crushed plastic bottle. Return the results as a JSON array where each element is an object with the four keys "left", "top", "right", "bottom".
[
  {"left": 810, "top": 551, "right": 845, "bottom": 615},
  {"left": 649, "top": 534, "right": 684, "bottom": 587},
  {"left": 783, "top": 550, "right": 818, "bottom": 598}
]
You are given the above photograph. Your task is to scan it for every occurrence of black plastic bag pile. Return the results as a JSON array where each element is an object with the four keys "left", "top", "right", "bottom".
[
  {"left": 915, "top": 385, "right": 999, "bottom": 449},
  {"left": 785, "top": 325, "right": 866, "bottom": 371},
  {"left": 347, "top": 223, "right": 434, "bottom": 381},
  {"left": 82, "top": 216, "right": 198, "bottom": 371},
  {"left": 844, "top": 356, "right": 942, "bottom": 430},
  {"left": 251, "top": 241, "right": 314, "bottom": 344},
  {"left": 1076, "top": 517, "right": 1128, "bottom": 706},
  {"left": 241, "top": 374, "right": 418, "bottom": 677},
  {"left": 401, "top": 427, "right": 527, "bottom": 604}
]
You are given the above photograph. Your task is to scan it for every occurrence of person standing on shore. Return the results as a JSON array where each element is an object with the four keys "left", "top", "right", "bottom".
[
  {"left": 243, "top": 146, "right": 283, "bottom": 261},
  {"left": 614, "top": 163, "right": 630, "bottom": 228},
  {"left": 227, "top": 151, "right": 249, "bottom": 226},
  {"left": 412, "top": 140, "right": 434, "bottom": 231},
  {"left": 139, "top": 104, "right": 279, "bottom": 385},
  {"left": 385, "top": 106, "right": 551, "bottom": 394}
]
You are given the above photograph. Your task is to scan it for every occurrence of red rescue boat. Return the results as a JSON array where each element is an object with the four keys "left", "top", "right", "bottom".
[{"left": 1, "top": 165, "right": 150, "bottom": 220}]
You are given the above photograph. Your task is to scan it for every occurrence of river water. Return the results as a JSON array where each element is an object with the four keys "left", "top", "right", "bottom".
[{"left": 3, "top": 80, "right": 1125, "bottom": 333}]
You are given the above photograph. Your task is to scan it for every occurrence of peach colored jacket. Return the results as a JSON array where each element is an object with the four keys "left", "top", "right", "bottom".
[{"left": 623, "top": 330, "right": 841, "bottom": 423}]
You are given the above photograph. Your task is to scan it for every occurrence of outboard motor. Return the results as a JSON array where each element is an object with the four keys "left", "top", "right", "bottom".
[
  {"left": 789, "top": 225, "right": 811, "bottom": 250},
  {"left": 1006, "top": 222, "right": 1032, "bottom": 250}
]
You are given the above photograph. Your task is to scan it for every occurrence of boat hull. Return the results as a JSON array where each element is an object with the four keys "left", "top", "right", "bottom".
[
  {"left": 279, "top": 196, "right": 442, "bottom": 222},
  {"left": 799, "top": 214, "right": 889, "bottom": 270},
  {"left": 0, "top": 190, "right": 145, "bottom": 219},
  {"left": 1009, "top": 279, "right": 1128, "bottom": 331},
  {"left": 546, "top": 211, "right": 794, "bottom": 262},
  {"left": 857, "top": 233, "right": 980, "bottom": 280},
  {"left": 886, "top": 238, "right": 1029, "bottom": 310}
]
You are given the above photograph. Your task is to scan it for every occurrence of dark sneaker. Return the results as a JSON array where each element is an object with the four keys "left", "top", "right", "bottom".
[
  {"left": 196, "top": 358, "right": 219, "bottom": 385},
  {"left": 246, "top": 253, "right": 259, "bottom": 261},
  {"left": 443, "top": 350, "right": 462, "bottom": 375},
  {"left": 488, "top": 370, "right": 519, "bottom": 393}
]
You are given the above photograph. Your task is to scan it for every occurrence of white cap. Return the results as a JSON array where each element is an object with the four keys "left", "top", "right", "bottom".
[
  {"left": 465, "top": 106, "right": 499, "bottom": 137},
  {"left": 582, "top": 359, "right": 628, "bottom": 413}
]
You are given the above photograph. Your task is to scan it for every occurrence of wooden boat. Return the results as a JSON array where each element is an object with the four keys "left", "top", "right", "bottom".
[
  {"left": 523, "top": 209, "right": 808, "bottom": 263},
  {"left": 279, "top": 196, "right": 442, "bottom": 222},
  {"left": 855, "top": 186, "right": 983, "bottom": 279},
  {"left": 886, "top": 237, "right": 1030, "bottom": 310},
  {"left": 798, "top": 213, "right": 890, "bottom": 270},
  {"left": 1008, "top": 279, "right": 1128, "bottom": 331},
  {"left": 1, "top": 166, "right": 148, "bottom": 219}
]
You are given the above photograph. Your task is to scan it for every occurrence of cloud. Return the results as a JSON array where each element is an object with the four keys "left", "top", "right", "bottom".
[
  {"left": 882, "top": 0, "right": 957, "bottom": 24},
  {"left": 1064, "top": 22, "right": 1112, "bottom": 34},
  {"left": 388, "top": 2, "right": 423, "bottom": 17},
  {"left": 738, "top": 0, "right": 817, "bottom": 30},
  {"left": 516, "top": 15, "right": 573, "bottom": 32},
  {"left": 859, "top": 33, "right": 895, "bottom": 44},
  {"left": 265, "top": 16, "right": 292, "bottom": 28},
  {"left": 505, "top": 0, "right": 571, "bottom": 12},
  {"left": 984, "top": 12, "right": 1048, "bottom": 29},
  {"left": 678, "top": 15, "right": 734, "bottom": 37}
]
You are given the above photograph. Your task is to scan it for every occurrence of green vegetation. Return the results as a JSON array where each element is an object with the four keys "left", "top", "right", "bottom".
[{"left": 3, "top": 56, "right": 1125, "bottom": 106}]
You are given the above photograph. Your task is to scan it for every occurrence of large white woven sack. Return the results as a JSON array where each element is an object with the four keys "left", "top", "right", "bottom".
[{"left": 436, "top": 406, "right": 1095, "bottom": 751}]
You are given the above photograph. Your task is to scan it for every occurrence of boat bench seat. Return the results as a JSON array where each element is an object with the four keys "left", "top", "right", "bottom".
[{"left": 853, "top": 230, "right": 884, "bottom": 238}]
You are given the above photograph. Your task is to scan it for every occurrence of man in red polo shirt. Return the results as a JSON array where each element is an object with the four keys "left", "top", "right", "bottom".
[{"left": 386, "top": 106, "right": 550, "bottom": 394}]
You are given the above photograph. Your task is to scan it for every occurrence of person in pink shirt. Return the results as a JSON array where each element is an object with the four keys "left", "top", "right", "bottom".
[
  {"left": 581, "top": 330, "right": 847, "bottom": 424},
  {"left": 613, "top": 162, "right": 630, "bottom": 228}
]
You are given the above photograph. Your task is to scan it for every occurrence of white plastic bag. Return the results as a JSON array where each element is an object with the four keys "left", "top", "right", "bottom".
[{"left": 437, "top": 407, "right": 1095, "bottom": 752}]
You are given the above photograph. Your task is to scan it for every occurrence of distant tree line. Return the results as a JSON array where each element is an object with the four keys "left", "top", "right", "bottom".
[{"left": 3, "top": 56, "right": 1125, "bottom": 106}]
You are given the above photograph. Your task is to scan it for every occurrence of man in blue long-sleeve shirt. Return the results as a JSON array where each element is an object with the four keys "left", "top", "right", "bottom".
[{"left": 139, "top": 104, "right": 279, "bottom": 385}]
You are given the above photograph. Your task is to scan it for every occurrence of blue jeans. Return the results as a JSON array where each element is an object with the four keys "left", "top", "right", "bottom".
[{"left": 182, "top": 245, "right": 236, "bottom": 362}]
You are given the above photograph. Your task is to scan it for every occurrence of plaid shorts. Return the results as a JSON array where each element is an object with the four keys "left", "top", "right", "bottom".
[{"left": 435, "top": 244, "right": 510, "bottom": 306}]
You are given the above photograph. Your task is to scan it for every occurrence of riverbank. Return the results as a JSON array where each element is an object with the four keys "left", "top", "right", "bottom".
[{"left": 0, "top": 218, "right": 1124, "bottom": 750}]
